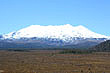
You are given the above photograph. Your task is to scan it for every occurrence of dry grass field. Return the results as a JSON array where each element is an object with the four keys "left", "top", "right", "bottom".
[{"left": 0, "top": 50, "right": 110, "bottom": 73}]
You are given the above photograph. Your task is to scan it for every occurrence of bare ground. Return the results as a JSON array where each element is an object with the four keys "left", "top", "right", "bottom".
[{"left": 0, "top": 50, "right": 110, "bottom": 73}]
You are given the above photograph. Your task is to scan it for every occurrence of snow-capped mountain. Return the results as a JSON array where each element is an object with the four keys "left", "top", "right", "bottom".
[
  {"left": 0, "top": 24, "right": 109, "bottom": 49},
  {"left": 3, "top": 24, "right": 109, "bottom": 39}
]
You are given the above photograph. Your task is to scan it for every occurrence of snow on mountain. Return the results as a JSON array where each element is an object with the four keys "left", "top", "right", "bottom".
[{"left": 3, "top": 24, "right": 109, "bottom": 40}]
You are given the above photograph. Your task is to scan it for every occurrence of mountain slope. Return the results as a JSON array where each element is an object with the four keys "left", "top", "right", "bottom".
[
  {"left": 0, "top": 24, "right": 110, "bottom": 49},
  {"left": 90, "top": 40, "right": 110, "bottom": 52}
]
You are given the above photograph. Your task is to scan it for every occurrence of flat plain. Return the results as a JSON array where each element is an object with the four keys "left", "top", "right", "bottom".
[{"left": 0, "top": 50, "right": 110, "bottom": 73}]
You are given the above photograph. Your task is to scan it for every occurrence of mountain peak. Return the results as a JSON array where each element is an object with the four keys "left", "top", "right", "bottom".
[
  {"left": 64, "top": 24, "right": 72, "bottom": 26},
  {"left": 77, "top": 25, "right": 86, "bottom": 28}
]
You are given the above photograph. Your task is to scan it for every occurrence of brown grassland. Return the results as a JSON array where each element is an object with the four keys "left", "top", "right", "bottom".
[{"left": 0, "top": 50, "right": 110, "bottom": 73}]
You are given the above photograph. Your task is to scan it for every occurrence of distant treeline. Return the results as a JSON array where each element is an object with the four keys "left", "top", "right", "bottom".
[{"left": 59, "top": 49, "right": 93, "bottom": 54}]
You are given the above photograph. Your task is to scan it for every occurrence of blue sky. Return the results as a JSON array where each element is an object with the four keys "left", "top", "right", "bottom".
[{"left": 0, "top": 0, "right": 110, "bottom": 36}]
